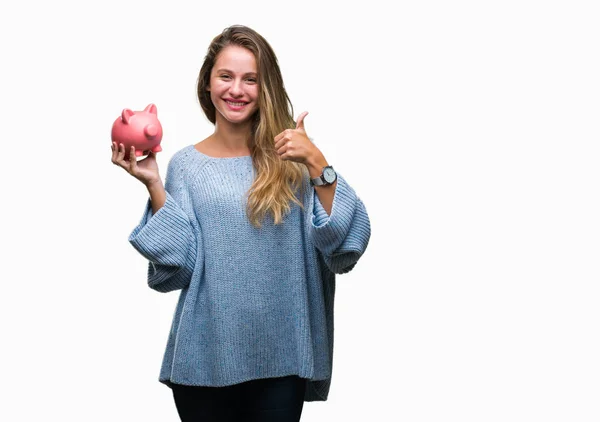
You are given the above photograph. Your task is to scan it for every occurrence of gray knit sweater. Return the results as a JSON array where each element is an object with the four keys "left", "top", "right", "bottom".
[{"left": 128, "top": 145, "right": 371, "bottom": 402}]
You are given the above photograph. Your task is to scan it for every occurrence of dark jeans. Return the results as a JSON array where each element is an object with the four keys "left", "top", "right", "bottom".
[{"left": 171, "top": 375, "right": 306, "bottom": 422}]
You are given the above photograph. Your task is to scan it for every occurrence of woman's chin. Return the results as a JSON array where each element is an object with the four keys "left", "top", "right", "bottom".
[{"left": 221, "top": 113, "right": 253, "bottom": 125}]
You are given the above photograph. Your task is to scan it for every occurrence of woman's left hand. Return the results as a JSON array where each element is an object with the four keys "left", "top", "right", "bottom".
[{"left": 274, "top": 111, "right": 322, "bottom": 165}]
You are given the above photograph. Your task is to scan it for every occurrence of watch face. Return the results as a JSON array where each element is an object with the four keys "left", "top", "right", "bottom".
[{"left": 323, "top": 167, "right": 336, "bottom": 183}]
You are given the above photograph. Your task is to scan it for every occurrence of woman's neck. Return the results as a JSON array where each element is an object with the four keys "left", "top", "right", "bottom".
[{"left": 211, "top": 119, "right": 253, "bottom": 153}]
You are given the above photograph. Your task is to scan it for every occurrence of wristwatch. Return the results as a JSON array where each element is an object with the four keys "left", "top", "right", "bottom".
[{"left": 310, "top": 165, "right": 337, "bottom": 186}]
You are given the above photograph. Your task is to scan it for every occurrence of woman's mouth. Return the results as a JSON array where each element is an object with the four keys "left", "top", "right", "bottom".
[{"left": 225, "top": 100, "right": 248, "bottom": 110}]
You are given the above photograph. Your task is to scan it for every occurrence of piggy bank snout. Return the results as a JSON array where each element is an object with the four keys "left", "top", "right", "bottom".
[{"left": 144, "top": 124, "right": 159, "bottom": 138}]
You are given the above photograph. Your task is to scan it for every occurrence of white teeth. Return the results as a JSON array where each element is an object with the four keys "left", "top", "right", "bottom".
[{"left": 226, "top": 101, "right": 246, "bottom": 106}]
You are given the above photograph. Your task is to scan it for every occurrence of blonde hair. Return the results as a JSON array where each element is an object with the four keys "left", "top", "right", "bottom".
[{"left": 197, "top": 25, "right": 309, "bottom": 228}]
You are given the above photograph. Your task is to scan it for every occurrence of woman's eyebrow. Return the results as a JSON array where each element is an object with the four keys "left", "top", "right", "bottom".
[{"left": 215, "top": 68, "right": 257, "bottom": 76}]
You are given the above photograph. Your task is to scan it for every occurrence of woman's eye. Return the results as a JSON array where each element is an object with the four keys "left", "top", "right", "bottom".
[{"left": 219, "top": 75, "right": 255, "bottom": 83}]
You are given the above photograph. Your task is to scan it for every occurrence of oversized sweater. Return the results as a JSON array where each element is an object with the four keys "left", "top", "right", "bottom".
[{"left": 128, "top": 144, "right": 371, "bottom": 402}]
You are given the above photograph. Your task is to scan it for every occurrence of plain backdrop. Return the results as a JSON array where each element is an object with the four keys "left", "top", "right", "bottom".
[{"left": 1, "top": 0, "right": 599, "bottom": 421}]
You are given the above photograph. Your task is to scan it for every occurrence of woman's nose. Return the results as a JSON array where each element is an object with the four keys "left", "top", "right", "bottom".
[{"left": 229, "top": 79, "right": 244, "bottom": 96}]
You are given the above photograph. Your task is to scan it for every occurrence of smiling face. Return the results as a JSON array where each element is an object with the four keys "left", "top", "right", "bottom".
[{"left": 207, "top": 45, "right": 259, "bottom": 126}]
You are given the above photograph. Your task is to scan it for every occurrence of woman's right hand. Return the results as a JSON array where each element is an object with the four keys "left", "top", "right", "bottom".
[{"left": 111, "top": 142, "right": 161, "bottom": 188}]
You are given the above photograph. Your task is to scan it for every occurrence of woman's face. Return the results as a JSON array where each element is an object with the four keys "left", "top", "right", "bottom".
[{"left": 208, "top": 45, "right": 259, "bottom": 126}]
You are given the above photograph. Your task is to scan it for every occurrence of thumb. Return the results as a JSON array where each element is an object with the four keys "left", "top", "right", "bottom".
[{"left": 295, "top": 111, "right": 309, "bottom": 130}]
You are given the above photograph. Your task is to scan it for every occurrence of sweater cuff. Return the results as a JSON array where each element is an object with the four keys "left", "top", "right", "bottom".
[
  {"left": 321, "top": 198, "right": 371, "bottom": 274},
  {"left": 310, "top": 173, "right": 358, "bottom": 256},
  {"left": 128, "top": 191, "right": 194, "bottom": 267}
]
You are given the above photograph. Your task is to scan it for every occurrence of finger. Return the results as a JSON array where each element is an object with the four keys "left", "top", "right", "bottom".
[
  {"left": 129, "top": 146, "right": 137, "bottom": 172},
  {"left": 274, "top": 129, "right": 290, "bottom": 144},
  {"left": 274, "top": 132, "right": 292, "bottom": 150},
  {"left": 280, "top": 148, "right": 293, "bottom": 161},
  {"left": 112, "top": 141, "right": 121, "bottom": 163},
  {"left": 116, "top": 143, "right": 127, "bottom": 167},
  {"left": 295, "top": 111, "right": 309, "bottom": 130},
  {"left": 278, "top": 138, "right": 293, "bottom": 156},
  {"left": 276, "top": 142, "right": 285, "bottom": 156},
  {"left": 111, "top": 142, "right": 116, "bottom": 163}
]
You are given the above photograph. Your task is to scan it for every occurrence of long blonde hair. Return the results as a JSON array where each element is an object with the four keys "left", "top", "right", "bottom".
[{"left": 197, "top": 25, "right": 309, "bottom": 228}]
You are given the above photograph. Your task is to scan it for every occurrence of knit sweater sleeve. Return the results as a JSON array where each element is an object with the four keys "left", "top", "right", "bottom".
[
  {"left": 309, "top": 173, "right": 371, "bottom": 274},
  {"left": 128, "top": 154, "right": 199, "bottom": 293}
]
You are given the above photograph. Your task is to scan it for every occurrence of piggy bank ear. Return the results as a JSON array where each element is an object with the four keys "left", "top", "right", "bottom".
[
  {"left": 121, "top": 108, "right": 135, "bottom": 124},
  {"left": 144, "top": 103, "right": 157, "bottom": 115}
]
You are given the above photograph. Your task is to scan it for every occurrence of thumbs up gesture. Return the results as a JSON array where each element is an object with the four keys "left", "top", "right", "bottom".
[{"left": 274, "top": 111, "right": 322, "bottom": 166}]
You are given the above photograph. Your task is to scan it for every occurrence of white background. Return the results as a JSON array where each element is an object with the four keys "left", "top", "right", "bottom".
[{"left": 1, "top": 0, "right": 599, "bottom": 421}]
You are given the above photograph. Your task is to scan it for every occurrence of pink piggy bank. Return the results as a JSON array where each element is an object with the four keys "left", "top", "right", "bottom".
[{"left": 111, "top": 103, "right": 163, "bottom": 160}]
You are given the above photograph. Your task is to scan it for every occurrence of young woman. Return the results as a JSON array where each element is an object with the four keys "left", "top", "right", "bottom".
[{"left": 111, "top": 25, "right": 371, "bottom": 422}]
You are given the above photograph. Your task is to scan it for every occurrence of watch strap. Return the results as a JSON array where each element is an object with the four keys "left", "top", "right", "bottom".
[{"left": 310, "top": 174, "right": 326, "bottom": 186}]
